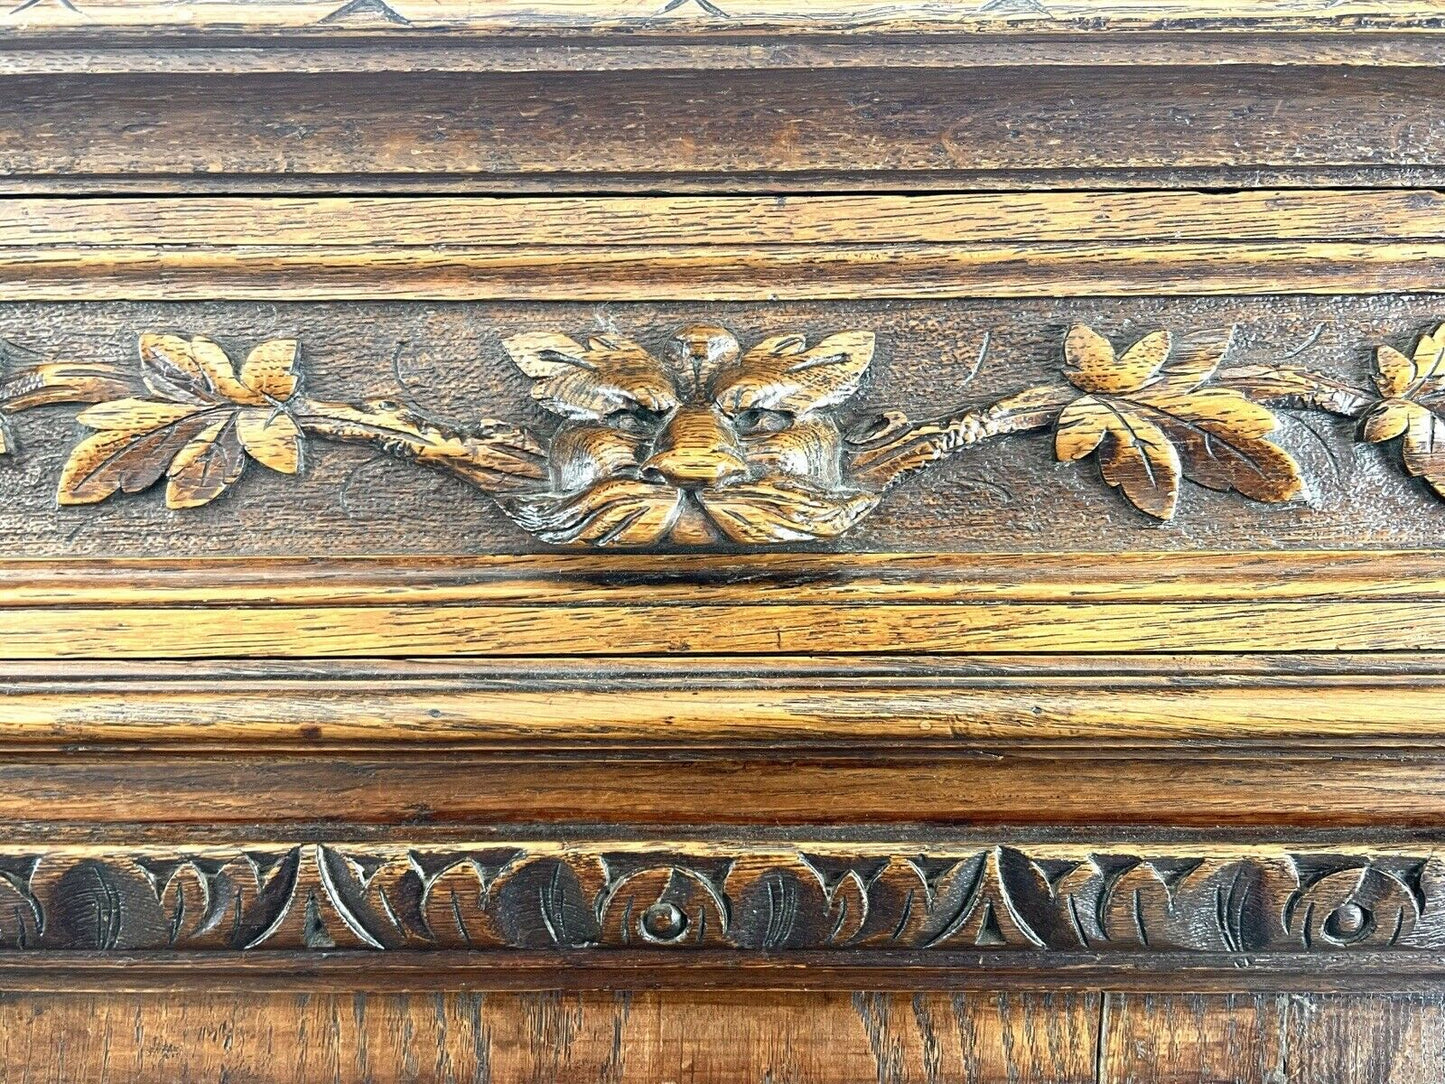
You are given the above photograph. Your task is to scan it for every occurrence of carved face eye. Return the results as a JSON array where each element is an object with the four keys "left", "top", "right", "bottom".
[
  {"left": 604, "top": 406, "right": 667, "bottom": 436},
  {"left": 732, "top": 408, "right": 794, "bottom": 437}
]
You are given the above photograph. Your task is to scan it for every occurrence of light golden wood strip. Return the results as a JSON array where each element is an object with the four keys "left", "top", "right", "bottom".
[
  {"left": 9, "top": 990, "right": 1445, "bottom": 1083},
  {"left": 12, "top": 38, "right": 1445, "bottom": 75},
  {"left": 5, "top": 676, "right": 1445, "bottom": 748},
  {"left": 7, "top": 241, "right": 1445, "bottom": 300},
  {"left": 0, "top": 600, "right": 1440, "bottom": 658},
  {"left": 2, "top": 753, "right": 1442, "bottom": 825},
  {"left": 2, "top": 1, "right": 1442, "bottom": 33},
  {"left": 0, "top": 552, "right": 1438, "bottom": 606},
  {"left": 7, "top": 193, "right": 1445, "bottom": 246}
]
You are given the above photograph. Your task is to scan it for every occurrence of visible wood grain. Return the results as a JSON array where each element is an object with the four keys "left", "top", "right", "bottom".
[
  {"left": 18, "top": 241, "right": 1445, "bottom": 301},
  {"left": 2, "top": 838, "right": 1441, "bottom": 958},
  {"left": 5, "top": 599, "right": 1445, "bottom": 658},
  {"left": 12, "top": 192, "right": 1445, "bottom": 246},
  {"left": 4, "top": 11, "right": 1444, "bottom": 1079},
  {"left": 2, "top": 753, "right": 1443, "bottom": 826},
  {"left": 2, "top": 67, "right": 1443, "bottom": 189},
  {"left": 5, "top": 653, "right": 1445, "bottom": 752},
  {"left": 0, "top": 989, "right": 1101, "bottom": 1084},
  {"left": 1102, "top": 992, "right": 1445, "bottom": 1083},
  {"left": 3, "top": 552, "right": 1443, "bottom": 605},
  {"left": 20, "top": 37, "right": 1445, "bottom": 77},
  {"left": 7, "top": 990, "right": 1445, "bottom": 1084},
  {"left": 2, "top": 1, "right": 1443, "bottom": 34},
  {"left": 8, "top": 297, "right": 1445, "bottom": 558}
]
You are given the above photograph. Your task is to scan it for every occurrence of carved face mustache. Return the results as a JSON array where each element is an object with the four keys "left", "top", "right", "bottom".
[{"left": 498, "top": 476, "right": 879, "bottom": 547}]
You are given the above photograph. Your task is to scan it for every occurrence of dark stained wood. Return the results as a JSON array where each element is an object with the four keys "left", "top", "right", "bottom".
[
  {"left": 3, "top": 66, "right": 1445, "bottom": 191},
  {"left": 0, "top": 838, "right": 1439, "bottom": 960}
]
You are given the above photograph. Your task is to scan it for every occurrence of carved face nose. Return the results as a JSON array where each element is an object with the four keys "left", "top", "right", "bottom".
[{"left": 640, "top": 406, "right": 747, "bottom": 489}]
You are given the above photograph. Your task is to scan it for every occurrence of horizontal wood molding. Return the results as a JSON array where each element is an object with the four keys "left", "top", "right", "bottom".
[
  {"left": 0, "top": 838, "right": 1441, "bottom": 968},
  {"left": 2, "top": 1, "right": 1443, "bottom": 36},
  {"left": 13, "top": 242, "right": 1445, "bottom": 301},
  {"left": 4, "top": 653, "right": 1445, "bottom": 752},
  {"left": 3, "top": 552, "right": 1441, "bottom": 605},
  {"left": 0, "top": 552, "right": 1440, "bottom": 658},
  {"left": 3, "top": 67, "right": 1443, "bottom": 192},
  {"left": 7, "top": 754, "right": 1445, "bottom": 827},
  {"left": 15, "top": 37, "right": 1445, "bottom": 77},
  {"left": 5, "top": 194, "right": 1445, "bottom": 299},
  {"left": 12, "top": 193, "right": 1445, "bottom": 246}
]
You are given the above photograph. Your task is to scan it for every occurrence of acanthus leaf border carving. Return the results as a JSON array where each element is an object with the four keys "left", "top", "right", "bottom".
[{"left": 0, "top": 841, "right": 1437, "bottom": 956}]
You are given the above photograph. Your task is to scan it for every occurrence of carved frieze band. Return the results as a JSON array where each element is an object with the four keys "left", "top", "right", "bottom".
[
  {"left": 0, "top": 321, "right": 1437, "bottom": 547},
  {"left": 0, "top": 842, "right": 1438, "bottom": 955}
]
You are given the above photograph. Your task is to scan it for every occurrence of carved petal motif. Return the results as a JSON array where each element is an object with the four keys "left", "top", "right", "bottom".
[
  {"left": 1361, "top": 326, "right": 1445, "bottom": 498},
  {"left": 502, "top": 331, "right": 678, "bottom": 420},
  {"left": 713, "top": 331, "right": 875, "bottom": 414}
]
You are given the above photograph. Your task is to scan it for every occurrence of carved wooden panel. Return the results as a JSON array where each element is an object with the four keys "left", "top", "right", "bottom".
[{"left": 7, "top": 299, "right": 1445, "bottom": 555}]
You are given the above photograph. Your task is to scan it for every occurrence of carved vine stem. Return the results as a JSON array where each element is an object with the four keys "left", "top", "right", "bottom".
[
  {"left": 847, "top": 385, "right": 1079, "bottom": 491},
  {"left": 1217, "top": 364, "right": 1377, "bottom": 419},
  {"left": 288, "top": 399, "right": 547, "bottom": 493},
  {"left": 0, "top": 361, "right": 549, "bottom": 497}
]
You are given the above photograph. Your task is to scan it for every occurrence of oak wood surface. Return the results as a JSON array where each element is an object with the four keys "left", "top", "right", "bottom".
[
  {"left": 15, "top": 36, "right": 1445, "bottom": 77},
  {"left": 5, "top": 989, "right": 1445, "bottom": 1084},
  {"left": 3, "top": 653, "right": 1443, "bottom": 752},
  {"left": 4, "top": 598, "right": 1441, "bottom": 657},
  {"left": 9, "top": 298, "right": 1445, "bottom": 557},
  {"left": 4, "top": 753, "right": 1443, "bottom": 827},
  {"left": 7, "top": 10, "right": 1445, "bottom": 1078},
  {"left": 14, "top": 192, "right": 1445, "bottom": 246},
  {"left": 2, "top": 67, "right": 1442, "bottom": 192},
  {"left": 3, "top": 1, "right": 1444, "bottom": 34}
]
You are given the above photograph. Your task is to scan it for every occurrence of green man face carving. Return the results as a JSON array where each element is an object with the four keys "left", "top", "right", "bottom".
[{"left": 497, "top": 324, "right": 880, "bottom": 546}]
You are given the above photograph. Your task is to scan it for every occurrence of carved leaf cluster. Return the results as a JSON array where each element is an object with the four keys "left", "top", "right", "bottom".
[
  {"left": 1361, "top": 323, "right": 1445, "bottom": 497},
  {"left": 1054, "top": 324, "right": 1305, "bottom": 520},
  {"left": 58, "top": 335, "right": 303, "bottom": 509}
]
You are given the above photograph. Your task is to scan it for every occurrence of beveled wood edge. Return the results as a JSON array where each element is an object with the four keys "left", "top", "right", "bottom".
[
  {"left": 13, "top": 167, "right": 1445, "bottom": 196},
  {"left": 0, "top": 552, "right": 1441, "bottom": 657},
  {"left": 1, "top": 552, "right": 1440, "bottom": 605},
  {"left": 7, "top": 193, "right": 1445, "bottom": 299},
  {"left": 5, "top": 950, "right": 1445, "bottom": 994},
  {"left": 7, "top": 651, "right": 1445, "bottom": 751},
  {"left": 10, "top": 35, "right": 1445, "bottom": 75},
  {"left": 12, "top": 193, "right": 1445, "bottom": 246},
  {"left": 12, "top": 242, "right": 1445, "bottom": 301}
]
